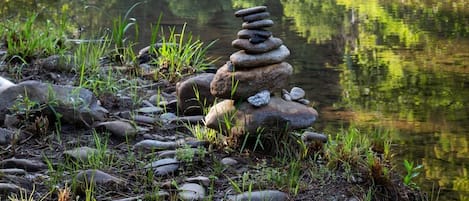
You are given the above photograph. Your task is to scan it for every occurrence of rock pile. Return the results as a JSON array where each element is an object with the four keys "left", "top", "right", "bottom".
[{"left": 205, "top": 6, "right": 318, "bottom": 136}]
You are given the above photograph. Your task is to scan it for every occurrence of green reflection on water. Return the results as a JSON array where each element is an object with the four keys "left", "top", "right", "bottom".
[{"left": 2, "top": 0, "right": 469, "bottom": 200}]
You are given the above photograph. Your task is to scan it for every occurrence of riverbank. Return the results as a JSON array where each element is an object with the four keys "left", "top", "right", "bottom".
[{"left": 0, "top": 13, "right": 427, "bottom": 201}]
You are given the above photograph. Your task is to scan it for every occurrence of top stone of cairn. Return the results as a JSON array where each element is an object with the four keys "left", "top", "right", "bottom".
[{"left": 234, "top": 6, "right": 267, "bottom": 17}]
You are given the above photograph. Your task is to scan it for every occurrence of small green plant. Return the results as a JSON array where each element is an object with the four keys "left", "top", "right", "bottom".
[
  {"left": 151, "top": 23, "right": 217, "bottom": 82},
  {"left": 186, "top": 123, "right": 220, "bottom": 144},
  {"left": 111, "top": 2, "right": 141, "bottom": 52},
  {"left": 403, "top": 159, "right": 423, "bottom": 188}
]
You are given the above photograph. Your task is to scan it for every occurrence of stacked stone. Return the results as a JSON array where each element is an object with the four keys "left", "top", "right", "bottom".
[
  {"left": 205, "top": 6, "right": 318, "bottom": 137},
  {"left": 210, "top": 6, "right": 292, "bottom": 102}
]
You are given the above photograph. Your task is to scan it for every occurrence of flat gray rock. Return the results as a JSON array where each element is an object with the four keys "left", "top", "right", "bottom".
[
  {"left": 235, "top": 6, "right": 267, "bottom": 17},
  {"left": 232, "top": 37, "right": 283, "bottom": 54},
  {"left": 178, "top": 183, "right": 206, "bottom": 201},
  {"left": 228, "top": 190, "right": 289, "bottom": 201},
  {"left": 242, "top": 19, "right": 274, "bottom": 29},
  {"left": 302, "top": 131, "right": 328, "bottom": 143},
  {"left": 63, "top": 146, "right": 100, "bottom": 162},
  {"left": 0, "top": 168, "right": 26, "bottom": 176},
  {"left": 134, "top": 140, "right": 178, "bottom": 151},
  {"left": 137, "top": 106, "right": 164, "bottom": 115},
  {"left": 237, "top": 29, "right": 272, "bottom": 39},
  {"left": 94, "top": 120, "right": 137, "bottom": 139},
  {"left": 0, "top": 158, "right": 47, "bottom": 172},
  {"left": 230, "top": 45, "right": 290, "bottom": 68},
  {"left": 144, "top": 158, "right": 179, "bottom": 176},
  {"left": 76, "top": 169, "right": 124, "bottom": 186},
  {"left": 0, "top": 183, "right": 23, "bottom": 194}
]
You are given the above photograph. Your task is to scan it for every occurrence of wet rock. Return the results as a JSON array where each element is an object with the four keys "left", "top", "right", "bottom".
[
  {"left": 301, "top": 131, "right": 328, "bottom": 143},
  {"left": 63, "top": 146, "right": 100, "bottom": 162},
  {"left": 176, "top": 73, "right": 216, "bottom": 116},
  {"left": 205, "top": 97, "right": 318, "bottom": 135},
  {"left": 221, "top": 157, "right": 238, "bottom": 166},
  {"left": 94, "top": 120, "right": 137, "bottom": 139},
  {"left": 0, "top": 158, "right": 47, "bottom": 172},
  {"left": 237, "top": 29, "right": 272, "bottom": 40},
  {"left": 178, "top": 183, "right": 205, "bottom": 201},
  {"left": 134, "top": 140, "right": 178, "bottom": 151},
  {"left": 228, "top": 190, "right": 289, "bottom": 201},
  {"left": 242, "top": 11, "right": 270, "bottom": 22},
  {"left": 210, "top": 62, "right": 292, "bottom": 100},
  {"left": 247, "top": 90, "right": 271, "bottom": 107},
  {"left": 0, "top": 168, "right": 26, "bottom": 176},
  {"left": 232, "top": 37, "right": 283, "bottom": 54},
  {"left": 230, "top": 45, "right": 290, "bottom": 68},
  {"left": 185, "top": 176, "right": 211, "bottom": 187},
  {"left": 76, "top": 169, "right": 124, "bottom": 187},
  {"left": 0, "top": 183, "right": 23, "bottom": 194},
  {"left": 0, "top": 80, "right": 108, "bottom": 127},
  {"left": 234, "top": 6, "right": 267, "bottom": 17},
  {"left": 289, "top": 87, "right": 305, "bottom": 101},
  {"left": 0, "top": 128, "right": 15, "bottom": 145},
  {"left": 144, "top": 158, "right": 179, "bottom": 176},
  {"left": 242, "top": 19, "right": 274, "bottom": 29}
]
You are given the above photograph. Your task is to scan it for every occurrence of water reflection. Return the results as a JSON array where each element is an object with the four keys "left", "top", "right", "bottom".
[{"left": 2, "top": 0, "right": 468, "bottom": 200}]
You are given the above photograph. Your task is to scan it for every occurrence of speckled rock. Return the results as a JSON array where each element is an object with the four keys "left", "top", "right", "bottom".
[
  {"left": 247, "top": 90, "right": 271, "bottom": 107},
  {"left": 210, "top": 62, "right": 292, "bottom": 100}
]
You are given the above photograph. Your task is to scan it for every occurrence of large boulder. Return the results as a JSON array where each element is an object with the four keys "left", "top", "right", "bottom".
[
  {"left": 176, "top": 73, "right": 216, "bottom": 115},
  {"left": 204, "top": 97, "right": 318, "bottom": 136},
  {"left": 0, "top": 80, "right": 107, "bottom": 127},
  {"left": 210, "top": 62, "right": 292, "bottom": 100}
]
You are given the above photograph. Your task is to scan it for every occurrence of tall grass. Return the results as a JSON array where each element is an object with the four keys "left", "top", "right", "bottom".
[
  {"left": 152, "top": 23, "right": 217, "bottom": 82},
  {"left": 0, "top": 14, "right": 68, "bottom": 63}
]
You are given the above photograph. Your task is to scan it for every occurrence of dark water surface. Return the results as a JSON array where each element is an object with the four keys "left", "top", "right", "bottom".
[{"left": 2, "top": 0, "right": 468, "bottom": 200}]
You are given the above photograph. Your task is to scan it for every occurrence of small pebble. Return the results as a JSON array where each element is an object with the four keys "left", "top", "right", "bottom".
[
  {"left": 144, "top": 158, "right": 180, "bottom": 176},
  {"left": 296, "top": 98, "right": 310, "bottom": 105},
  {"left": 178, "top": 183, "right": 206, "bottom": 201},
  {"left": 221, "top": 157, "right": 238, "bottom": 166},
  {"left": 290, "top": 87, "right": 305, "bottom": 100}
]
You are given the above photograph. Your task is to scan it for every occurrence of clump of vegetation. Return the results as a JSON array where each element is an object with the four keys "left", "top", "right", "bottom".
[{"left": 0, "top": 14, "right": 69, "bottom": 63}]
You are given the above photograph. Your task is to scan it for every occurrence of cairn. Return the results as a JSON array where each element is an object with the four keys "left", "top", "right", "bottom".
[{"left": 205, "top": 6, "right": 318, "bottom": 137}]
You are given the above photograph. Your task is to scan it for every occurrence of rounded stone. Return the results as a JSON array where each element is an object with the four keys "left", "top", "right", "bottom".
[
  {"left": 178, "top": 183, "right": 205, "bottom": 201},
  {"left": 242, "top": 11, "right": 270, "bottom": 22},
  {"left": 237, "top": 29, "right": 272, "bottom": 39},
  {"left": 176, "top": 73, "right": 216, "bottom": 116},
  {"left": 234, "top": 6, "right": 267, "bottom": 17},
  {"left": 144, "top": 158, "right": 180, "bottom": 176},
  {"left": 242, "top": 19, "right": 274, "bottom": 29},
  {"left": 232, "top": 37, "right": 283, "bottom": 54},
  {"left": 230, "top": 45, "right": 290, "bottom": 68},
  {"left": 210, "top": 62, "right": 292, "bottom": 100},
  {"left": 290, "top": 87, "right": 305, "bottom": 100}
]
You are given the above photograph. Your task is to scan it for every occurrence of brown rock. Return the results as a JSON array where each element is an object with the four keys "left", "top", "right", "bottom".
[
  {"left": 176, "top": 73, "right": 216, "bottom": 115},
  {"left": 204, "top": 97, "right": 318, "bottom": 136},
  {"left": 210, "top": 62, "right": 292, "bottom": 100},
  {"left": 230, "top": 45, "right": 290, "bottom": 68},
  {"left": 232, "top": 37, "right": 283, "bottom": 54}
]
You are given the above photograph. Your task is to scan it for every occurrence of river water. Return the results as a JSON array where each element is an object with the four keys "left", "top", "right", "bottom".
[{"left": 2, "top": 0, "right": 468, "bottom": 200}]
